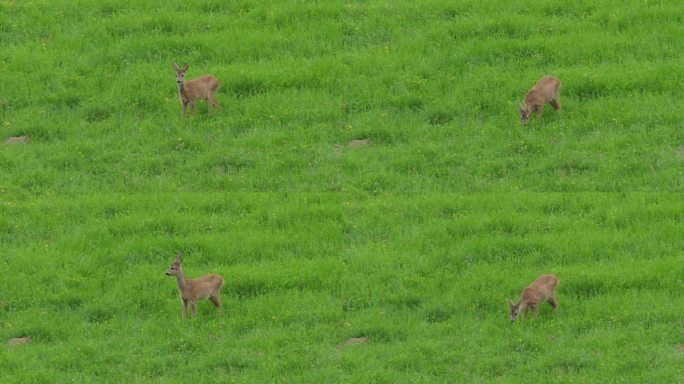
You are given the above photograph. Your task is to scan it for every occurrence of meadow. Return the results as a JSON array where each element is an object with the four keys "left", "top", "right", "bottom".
[{"left": 1, "top": 0, "right": 682, "bottom": 382}]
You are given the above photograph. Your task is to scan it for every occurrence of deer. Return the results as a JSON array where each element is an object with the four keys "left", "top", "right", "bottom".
[
  {"left": 508, "top": 274, "right": 559, "bottom": 322},
  {"left": 165, "top": 252, "right": 224, "bottom": 320},
  {"left": 518, "top": 76, "right": 561, "bottom": 125},
  {"left": 173, "top": 63, "right": 220, "bottom": 118}
]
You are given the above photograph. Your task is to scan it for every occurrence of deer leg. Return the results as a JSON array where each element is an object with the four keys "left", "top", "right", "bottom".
[
  {"left": 208, "top": 96, "right": 219, "bottom": 114},
  {"left": 209, "top": 294, "right": 222, "bottom": 308},
  {"left": 550, "top": 99, "right": 561, "bottom": 110},
  {"left": 191, "top": 301, "right": 197, "bottom": 317},
  {"left": 181, "top": 102, "right": 188, "bottom": 118},
  {"left": 191, "top": 101, "right": 197, "bottom": 115},
  {"left": 181, "top": 298, "right": 188, "bottom": 320},
  {"left": 548, "top": 296, "right": 558, "bottom": 310}
]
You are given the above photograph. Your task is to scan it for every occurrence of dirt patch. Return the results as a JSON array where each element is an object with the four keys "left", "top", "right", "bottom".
[
  {"left": 7, "top": 336, "right": 31, "bottom": 346},
  {"left": 336, "top": 336, "right": 369, "bottom": 350},
  {"left": 5, "top": 135, "right": 29, "bottom": 144},
  {"left": 334, "top": 138, "right": 373, "bottom": 153},
  {"left": 348, "top": 139, "right": 372, "bottom": 147}
]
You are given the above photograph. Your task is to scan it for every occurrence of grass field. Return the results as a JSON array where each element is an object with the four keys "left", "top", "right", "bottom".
[{"left": 1, "top": 0, "right": 683, "bottom": 382}]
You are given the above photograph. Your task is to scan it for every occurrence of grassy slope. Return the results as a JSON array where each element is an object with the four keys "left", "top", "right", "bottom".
[{"left": 1, "top": 0, "right": 682, "bottom": 382}]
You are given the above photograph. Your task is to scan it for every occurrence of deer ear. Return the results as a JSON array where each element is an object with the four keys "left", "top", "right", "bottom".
[
  {"left": 173, "top": 63, "right": 180, "bottom": 71},
  {"left": 182, "top": 64, "right": 189, "bottom": 72},
  {"left": 518, "top": 103, "right": 524, "bottom": 112},
  {"left": 508, "top": 298, "right": 514, "bottom": 308},
  {"left": 176, "top": 252, "right": 184, "bottom": 262}
]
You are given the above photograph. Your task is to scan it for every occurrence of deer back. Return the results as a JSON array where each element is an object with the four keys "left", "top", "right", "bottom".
[
  {"left": 184, "top": 274, "right": 224, "bottom": 300},
  {"left": 524, "top": 274, "right": 559, "bottom": 301},
  {"left": 526, "top": 76, "right": 560, "bottom": 106},
  {"left": 182, "top": 76, "right": 220, "bottom": 101}
]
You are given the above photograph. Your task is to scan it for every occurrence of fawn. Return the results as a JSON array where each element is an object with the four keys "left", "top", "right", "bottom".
[
  {"left": 165, "top": 252, "right": 224, "bottom": 320},
  {"left": 518, "top": 76, "right": 561, "bottom": 125},
  {"left": 508, "top": 274, "right": 559, "bottom": 322},
  {"left": 173, "top": 63, "right": 220, "bottom": 118}
]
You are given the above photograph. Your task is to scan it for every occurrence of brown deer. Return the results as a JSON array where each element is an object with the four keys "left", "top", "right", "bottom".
[
  {"left": 518, "top": 76, "right": 561, "bottom": 125},
  {"left": 173, "top": 63, "right": 220, "bottom": 118},
  {"left": 165, "top": 252, "right": 224, "bottom": 320},
  {"left": 508, "top": 274, "right": 559, "bottom": 322}
]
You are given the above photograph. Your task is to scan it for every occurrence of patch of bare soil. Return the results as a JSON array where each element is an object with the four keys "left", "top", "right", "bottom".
[
  {"left": 7, "top": 336, "right": 31, "bottom": 345},
  {"left": 334, "top": 138, "right": 373, "bottom": 153},
  {"left": 336, "top": 336, "right": 369, "bottom": 350},
  {"left": 347, "top": 139, "right": 372, "bottom": 147},
  {"left": 5, "top": 135, "right": 29, "bottom": 144}
]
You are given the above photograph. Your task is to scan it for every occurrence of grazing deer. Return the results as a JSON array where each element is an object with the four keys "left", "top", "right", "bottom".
[
  {"left": 165, "top": 252, "right": 224, "bottom": 320},
  {"left": 173, "top": 63, "right": 220, "bottom": 118},
  {"left": 508, "top": 274, "right": 559, "bottom": 322},
  {"left": 518, "top": 76, "right": 561, "bottom": 125}
]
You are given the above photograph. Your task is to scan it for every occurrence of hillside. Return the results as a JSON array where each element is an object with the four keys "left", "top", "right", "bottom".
[{"left": 1, "top": 1, "right": 682, "bottom": 382}]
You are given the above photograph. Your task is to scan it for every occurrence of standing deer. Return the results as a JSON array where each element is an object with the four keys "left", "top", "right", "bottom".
[
  {"left": 508, "top": 274, "right": 559, "bottom": 322},
  {"left": 165, "top": 252, "right": 224, "bottom": 320},
  {"left": 518, "top": 76, "right": 561, "bottom": 125},
  {"left": 173, "top": 63, "right": 220, "bottom": 118}
]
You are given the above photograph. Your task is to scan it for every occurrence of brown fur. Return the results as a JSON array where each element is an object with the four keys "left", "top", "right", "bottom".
[
  {"left": 173, "top": 63, "right": 220, "bottom": 118},
  {"left": 518, "top": 76, "right": 561, "bottom": 125},
  {"left": 508, "top": 274, "right": 559, "bottom": 322},
  {"left": 166, "top": 252, "right": 224, "bottom": 320}
]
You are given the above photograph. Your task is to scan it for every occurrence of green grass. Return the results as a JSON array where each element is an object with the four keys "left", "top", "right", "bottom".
[{"left": 1, "top": 0, "right": 683, "bottom": 382}]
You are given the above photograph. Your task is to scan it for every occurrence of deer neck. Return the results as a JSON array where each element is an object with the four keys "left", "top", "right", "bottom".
[
  {"left": 525, "top": 93, "right": 542, "bottom": 110},
  {"left": 175, "top": 269, "right": 188, "bottom": 291},
  {"left": 177, "top": 81, "right": 188, "bottom": 97}
]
